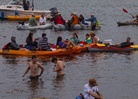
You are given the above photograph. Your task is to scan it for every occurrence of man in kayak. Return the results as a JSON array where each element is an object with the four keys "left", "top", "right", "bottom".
[
  {"left": 37, "top": 33, "right": 51, "bottom": 50},
  {"left": 29, "top": 14, "right": 37, "bottom": 26},
  {"left": 85, "top": 14, "right": 97, "bottom": 30},
  {"left": 84, "top": 78, "right": 104, "bottom": 99},
  {"left": 51, "top": 57, "right": 65, "bottom": 78},
  {"left": 116, "top": 37, "right": 132, "bottom": 47},
  {"left": 22, "top": 55, "right": 44, "bottom": 80}
]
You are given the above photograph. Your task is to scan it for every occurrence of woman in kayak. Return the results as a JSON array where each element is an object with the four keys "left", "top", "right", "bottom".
[
  {"left": 70, "top": 32, "right": 80, "bottom": 45},
  {"left": 89, "top": 31, "right": 100, "bottom": 43},
  {"left": 56, "top": 36, "right": 76, "bottom": 48}
]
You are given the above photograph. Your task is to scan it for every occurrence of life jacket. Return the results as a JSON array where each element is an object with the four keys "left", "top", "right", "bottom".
[
  {"left": 72, "top": 15, "right": 79, "bottom": 25},
  {"left": 2, "top": 42, "right": 11, "bottom": 50}
]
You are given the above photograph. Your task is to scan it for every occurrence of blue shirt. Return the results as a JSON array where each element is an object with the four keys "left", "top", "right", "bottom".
[
  {"left": 85, "top": 16, "right": 97, "bottom": 24},
  {"left": 58, "top": 41, "right": 67, "bottom": 48}
]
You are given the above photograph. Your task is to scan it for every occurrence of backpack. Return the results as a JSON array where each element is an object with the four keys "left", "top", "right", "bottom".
[{"left": 2, "top": 42, "right": 11, "bottom": 50}]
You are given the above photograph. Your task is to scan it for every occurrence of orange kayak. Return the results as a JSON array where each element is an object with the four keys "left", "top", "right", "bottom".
[
  {"left": 7, "top": 15, "right": 41, "bottom": 21},
  {"left": 0, "top": 46, "right": 82, "bottom": 56}
]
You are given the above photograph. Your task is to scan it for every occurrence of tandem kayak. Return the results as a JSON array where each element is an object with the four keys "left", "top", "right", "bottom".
[
  {"left": 87, "top": 43, "right": 138, "bottom": 52},
  {"left": 117, "top": 20, "right": 138, "bottom": 26},
  {"left": 0, "top": 47, "right": 82, "bottom": 56},
  {"left": 7, "top": 15, "right": 41, "bottom": 21},
  {"left": 17, "top": 23, "right": 53, "bottom": 30},
  {"left": 53, "top": 21, "right": 101, "bottom": 31}
]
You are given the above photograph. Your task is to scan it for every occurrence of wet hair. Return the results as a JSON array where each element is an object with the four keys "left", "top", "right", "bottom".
[
  {"left": 86, "top": 34, "right": 89, "bottom": 36},
  {"left": 73, "top": 33, "right": 78, "bottom": 38},
  {"left": 42, "top": 33, "right": 46, "bottom": 37},
  {"left": 56, "top": 36, "right": 62, "bottom": 45},
  {"left": 51, "top": 57, "right": 57, "bottom": 62},
  {"left": 32, "top": 55, "right": 37, "bottom": 59},
  {"left": 89, "top": 78, "right": 98, "bottom": 86},
  {"left": 127, "top": 37, "right": 131, "bottom": 40}
]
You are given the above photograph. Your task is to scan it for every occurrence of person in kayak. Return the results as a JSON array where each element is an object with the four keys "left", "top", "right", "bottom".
[
  {"left": 38, "top": 33, "right": 51, "bottom": 50},
  {"left": 115, "top": 37, "right": 132, "bottom": 47},
  {"left": 70, "top": 32, "right": 80, "bottom": 45},
  {"left": 54, "top": 12, "right": 65, "bottom": 25},
  {"left": 85, "top": 14, "right": 97, "bottom": 30},
  {"left": 22, "top": 55, "right": 44, "bottom": 80},
  {"left": 84, "top": 78, "right": 104, "bottom": 99},
  {"left": 10, "top": 36, "right": 20, "bottom": 50},
  {"left": 29, "top": 14, "right": 37, "bottom": 26},
  {"left": 39, "top": 14, "right": 47, "bottom": 25},
  {"left": 67, "top": 12, "right": 80, "bottom": 30},
  {"left": 56, "top": 36, "right": 76, "bottom": 48},
  {"left": 26, "top": 32, "right": 37, "bottom": 50},
  {"left": 89, "top": 31, "right": 100, "bottom": 43},
  {"left": 84, "top": 34, "right": 92, "bottom": 44},
  {"left": 51, "top": 57, "right": 65, "bottom": 78},
  {"left": 79, "top": 14, "right": 85, "bottom": 23}
]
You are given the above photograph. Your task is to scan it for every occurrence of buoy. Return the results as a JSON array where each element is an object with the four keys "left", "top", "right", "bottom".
[{"left": 1, "top": 11, "right": 4, "bottom": 21}]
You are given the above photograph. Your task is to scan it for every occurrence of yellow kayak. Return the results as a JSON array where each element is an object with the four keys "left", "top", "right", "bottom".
[{"left": 7, "top": 15, "right": 41, "bottom": 21}]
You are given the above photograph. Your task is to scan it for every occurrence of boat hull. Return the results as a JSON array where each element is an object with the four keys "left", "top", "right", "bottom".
[
  {"left": 117, "top": 21, "right": 138, "bottom": 26},
  {"left": 7, "top": 15, "right": 40, "bottom": 21},
  {"left": 17, "top": 23, "right": 53, "bottom": 30},
  {"left": 88, "top": 44, "right": 138, "bottom": 52}
]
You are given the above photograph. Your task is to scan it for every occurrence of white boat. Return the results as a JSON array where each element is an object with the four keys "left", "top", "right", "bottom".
[
  {"left": 0, "top": 0, "right": 51, "bottom": 19},
  {"left": 17, "top": 22, "right": 53, "bottom": 30}
]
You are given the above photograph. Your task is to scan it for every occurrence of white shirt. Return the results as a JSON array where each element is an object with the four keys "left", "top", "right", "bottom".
[
  {"left": 84, "top": 84, "right": 99, "bottom": 99},
  {"left": 39, "top": 16, "right": 46, "bottom": 25}
]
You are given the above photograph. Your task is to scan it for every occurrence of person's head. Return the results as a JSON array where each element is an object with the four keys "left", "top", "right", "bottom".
[
  {"left": 32, "top": 14, "right": 35, "bottom": 17},
  {"left": 42, "top": 33, "right": 46, "bottom": 38},
  {"left": 126, "top": 37, "right": 131, "bottom": 42},
  {"left": 89, "top": 31, "right": 95, "bottom": 38},
  {"left": 89, "top": 78, "right": 98, "bottom": 87},
  {"left": 32, "top": 55, "right": 37, "bottom": 63},
  {"left": 11, "top": 36, "right": 16, "bottom": 42},
  {"left": 86, "top": 34, "right": 90, "bottom": 39},
  {"left": 73, "top": 33, "right": 78, "bottom": 38},
  {"left": 51, "top": 57, "right": 58, "bottom": 63},
  {"left": 79, "top": 14, "right": 83, "bottom": 17},
  {"left": 56, "top": 36, "right": 62, "bottom": 45},
  {"left": 57, "top": 12, "right": 61, "bottom": 16},
  {"left": 71, "top": 13, "right": 74, "bottom": 16},
  {"left": 91, "top": 13, "right": 94, "bottom": 17},
  {"left": 28, "top": 32, "right": 33, "bottom": 38},
  {"left": 41, "top": 14, "right": 44, "bottom": 18}
]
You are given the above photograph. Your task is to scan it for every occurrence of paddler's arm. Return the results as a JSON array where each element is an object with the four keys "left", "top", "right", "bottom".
[{"left": 89, "top": 90, "right": 103, "bottom": 99}]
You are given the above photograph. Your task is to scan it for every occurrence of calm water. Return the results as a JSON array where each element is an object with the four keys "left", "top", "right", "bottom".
[{"left": 0, "top": 0, "right": 138, "bottom": 99}]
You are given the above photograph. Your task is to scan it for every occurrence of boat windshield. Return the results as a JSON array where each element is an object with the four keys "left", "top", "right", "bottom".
[{"left": 8, "top": 0, "right": 22, "bottom": 5}]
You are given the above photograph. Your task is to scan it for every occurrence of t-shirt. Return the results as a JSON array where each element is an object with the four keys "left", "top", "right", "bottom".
[
  {"left": 84, "top": 84, "right": 99, "bottom": 99},
  {"left": 120, "top": 42, "right": 131, "bottom": 47},
  {"left": 58, "top": 41, "right": 67, "bottom": 48},
  {"left": 70, "top": 37, "right": 79, "bottom": 45},
  {"left": 29, "top": 17, "right": 37, "bottom": 26}
]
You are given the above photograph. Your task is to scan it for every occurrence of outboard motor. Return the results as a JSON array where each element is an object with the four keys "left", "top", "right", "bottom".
[{"left": 50, "top": 7, "right": 58, "bottom": 17}]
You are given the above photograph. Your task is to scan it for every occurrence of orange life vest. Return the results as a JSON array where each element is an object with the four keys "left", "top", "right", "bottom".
[{"left": 72, "top": 15, "right": 79, "bottom": 25}]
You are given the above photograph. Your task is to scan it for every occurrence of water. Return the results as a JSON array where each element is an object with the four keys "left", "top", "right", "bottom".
[{"left": 0, "top": 0, "right": 138, "bottom": 99}]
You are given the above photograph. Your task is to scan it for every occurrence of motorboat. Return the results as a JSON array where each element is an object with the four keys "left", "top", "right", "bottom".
[{"left": 0, "top": 0, "right": 51, "bottom": 19}]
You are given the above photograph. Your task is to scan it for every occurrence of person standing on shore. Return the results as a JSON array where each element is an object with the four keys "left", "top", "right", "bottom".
[
  {"left": 51, "top": 57, "right": 65, "bottom": 78},
  {"left": 22, "top": 55, "right": 44, "bottom": 80}
]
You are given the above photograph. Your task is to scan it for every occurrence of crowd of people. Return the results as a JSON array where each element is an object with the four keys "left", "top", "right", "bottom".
[{"left": 28, "top": 11, "right": 99, "bottom": 30}]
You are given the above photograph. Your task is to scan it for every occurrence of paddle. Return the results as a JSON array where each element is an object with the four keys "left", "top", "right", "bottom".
[{"left": 123, "top": 8, "right": 135, "bottom": 18}]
